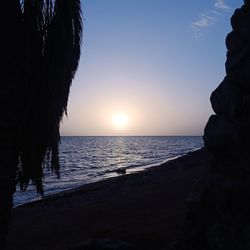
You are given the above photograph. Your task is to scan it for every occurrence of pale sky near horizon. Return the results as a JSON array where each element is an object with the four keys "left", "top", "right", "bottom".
[{"left": 60, "top": 0, "right": 242, "bottom": 136}]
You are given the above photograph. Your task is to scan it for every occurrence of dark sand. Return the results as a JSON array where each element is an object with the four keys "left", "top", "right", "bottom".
[{"left": 7, "top": 148, "right": 210, "bottom": 250}]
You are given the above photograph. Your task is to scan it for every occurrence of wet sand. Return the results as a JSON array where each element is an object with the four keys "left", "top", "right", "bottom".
[{"left": 7, "top": 148, "right": 210, "bottom": 250}]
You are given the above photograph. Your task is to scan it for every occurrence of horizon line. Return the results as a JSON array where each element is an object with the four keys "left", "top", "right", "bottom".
[{"left": 61, "top": 135, "right": 203, "bottom": 137}]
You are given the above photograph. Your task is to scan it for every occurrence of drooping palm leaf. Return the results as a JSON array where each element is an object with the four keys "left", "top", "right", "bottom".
[{"left": 18, "top": 0, "right": 83, "bottom": 195}]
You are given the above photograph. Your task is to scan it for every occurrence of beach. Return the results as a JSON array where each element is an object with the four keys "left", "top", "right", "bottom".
[{"left": 7, "top": 148, "right": 210, "bottom": 250}]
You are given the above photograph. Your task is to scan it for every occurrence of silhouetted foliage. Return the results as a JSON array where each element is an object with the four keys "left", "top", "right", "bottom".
[
  {"left": 18, "top": 0, "right": 82, "bottom": 194},
  {"left": 0, "top": 0, "right": 82, "bottom": 247}
]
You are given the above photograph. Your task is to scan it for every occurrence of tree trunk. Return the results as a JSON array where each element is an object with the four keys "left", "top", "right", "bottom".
[{"left": 0, "top": 1, "right": 24, "bottom": 248}]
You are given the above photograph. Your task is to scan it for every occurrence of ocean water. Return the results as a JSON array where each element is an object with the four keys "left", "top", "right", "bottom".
[{"left": 14, "top": 136, "right": 203, "bottom": 206}]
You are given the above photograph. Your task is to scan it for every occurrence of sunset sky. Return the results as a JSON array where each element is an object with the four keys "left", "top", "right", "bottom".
[{"left": 61, "top": 0, "right": 241, "bottom": 136}]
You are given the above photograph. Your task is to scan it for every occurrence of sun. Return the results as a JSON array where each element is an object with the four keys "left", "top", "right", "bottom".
[{"left": 111, "top": 111, "right": 129, "bottom": 128}]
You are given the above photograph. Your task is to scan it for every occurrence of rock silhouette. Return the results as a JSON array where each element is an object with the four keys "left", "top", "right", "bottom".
[{"left": 178, "top": 2, "right": 250, "bottom": 250}]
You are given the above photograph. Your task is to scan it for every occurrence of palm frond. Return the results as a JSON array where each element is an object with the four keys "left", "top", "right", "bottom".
[{"left": 17, "top": 0, "right": 83, "bottom": 195}]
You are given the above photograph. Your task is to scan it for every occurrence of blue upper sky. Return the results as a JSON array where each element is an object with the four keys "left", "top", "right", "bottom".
[{"left": 61, "top": 0, "right": 242, "bottom": 136}]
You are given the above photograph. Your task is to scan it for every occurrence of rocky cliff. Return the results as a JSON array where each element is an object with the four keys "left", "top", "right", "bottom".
[{"left": 178, "top": 1, "right": 250, "bottom": 250}]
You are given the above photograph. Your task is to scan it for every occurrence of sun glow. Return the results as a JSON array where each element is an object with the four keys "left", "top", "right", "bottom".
[{"left": 111, "top": 111, "right": 129, "bottom": 128}]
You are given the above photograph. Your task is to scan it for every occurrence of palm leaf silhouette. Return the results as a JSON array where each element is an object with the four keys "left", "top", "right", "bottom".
[
  {"left": 18, "top": 0, "right": 83, "bottom": 195},
  {"left": 0, "top": 1, "right": 82, "bottom": 247}
]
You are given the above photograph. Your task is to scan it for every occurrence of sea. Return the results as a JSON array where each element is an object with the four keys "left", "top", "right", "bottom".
[{"left": 14, "top": 136, "right": 203, "bottom": 206}]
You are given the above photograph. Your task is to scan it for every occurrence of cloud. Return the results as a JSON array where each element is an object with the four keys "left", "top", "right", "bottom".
[
  {"left": 214, "top": 0, "right": 232, "bottom": 11},
  {"left": 192, "top": 0, "right": 232, "bottom": 34},
  {"left": 192, "top": 13, "right": 218, "bottom": 30}
]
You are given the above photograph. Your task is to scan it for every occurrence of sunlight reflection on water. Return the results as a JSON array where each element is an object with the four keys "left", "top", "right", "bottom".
[{"left": 14, "top": 136, "right": 203, "bottom": 206}]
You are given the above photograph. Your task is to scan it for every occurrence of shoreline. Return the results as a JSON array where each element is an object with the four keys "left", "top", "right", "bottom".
[
  {"left": 7, "top": 148, "right": 210, "bottom": 250},
  {"left": 14, "top": 147, "right": 203, "bottom": 208}
]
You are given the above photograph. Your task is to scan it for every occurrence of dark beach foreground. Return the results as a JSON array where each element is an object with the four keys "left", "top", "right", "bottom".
[{"left": 7, "top": 148, "right": 210, "bottom": 250}]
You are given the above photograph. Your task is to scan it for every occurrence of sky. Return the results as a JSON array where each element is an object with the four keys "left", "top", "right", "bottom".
[{"left": 61, "top": 0, "right": 242, "bottom": 136}]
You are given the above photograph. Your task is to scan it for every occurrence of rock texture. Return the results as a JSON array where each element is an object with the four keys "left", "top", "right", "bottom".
[{"left": 178, "top": 2, "right": 250, "bottom": 250}]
